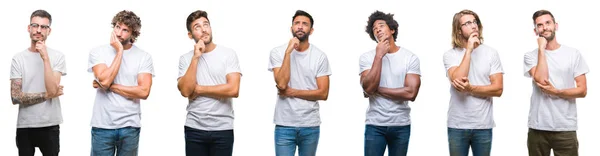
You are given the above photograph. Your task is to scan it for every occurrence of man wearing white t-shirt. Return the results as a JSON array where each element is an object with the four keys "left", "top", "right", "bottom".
[
  {"left": 359, "top": 10, "right": 422, "bottom": 156},
  {"left": 268, "top": 10, "right": 331, "bottom": 156},
  {"left": 88, "top": 10, "right": 154, "bottom": 156},
  {"left": 443, "top": 9, "right": 504, "bottom": 156},
  {"left": 11, "top": 9, "right": 66, "bottom": 156},
  {"left": 525, "top": 10, "right": 588, "bottom": 156},
  {"left": 177, "top": 10, "right": 242, "bottom": 156}
]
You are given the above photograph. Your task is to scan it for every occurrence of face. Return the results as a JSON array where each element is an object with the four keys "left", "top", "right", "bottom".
[
  {"left": 113, "top": 22, "right": 133, "bottom": 45},
  {"left": 291, "top": 16, "right": 312, "bottom": 42},
  {"left": 459, "top": 14, "right": 479, "bottom": 39},
  {"left": 372, "top": 20, "right": 395, "bottom": 42},
  {"left": 188, "top": 17, "right": 213, "bottom": 44},
  {"left": 28, "top": 16, "right": 51, "bottom": 42},
  {"left": 534, "top": 14, "right": 557, "bottom": 41}
]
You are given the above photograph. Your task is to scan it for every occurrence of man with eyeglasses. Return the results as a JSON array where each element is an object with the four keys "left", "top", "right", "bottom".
[
  {"left": 359, "top": 10, "right": 421, "bottom": 156},
  {"left": 88, "top": 10, "right": 154, "bottom": 155},
  {"left": 525, "top": 10, "right": 588, "bottom": 156},
  {"left": 442, "top": 9, "right": 504, "bottom": 156},
  {"left": 11, "top": 9, "right": 66, "bottom": 156},
  {"left": 177, "top": 10, "right": 241, "bottom": 156}
]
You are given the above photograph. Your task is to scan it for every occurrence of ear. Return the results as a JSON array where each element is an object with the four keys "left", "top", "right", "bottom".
[
  {"left": 188, "top": 31, "right": 193, "bottom": 40},
  {"left": 290, "top": 25, "right": 294, "bottom": 34},
  {"left": 554, "top": 22, "right": 559, "bottom": 31},
  {"left": 27, "top": 25, "right": 31, "bottom": 33},
  {"left": 47, "top": 28, "right": 52, "bottom": 36},
  {"left": 309, "top": 27, "right": 314, "bottom": 35},
  {"left": 533, "top": 28, "right": 538, "bottom": 36}
]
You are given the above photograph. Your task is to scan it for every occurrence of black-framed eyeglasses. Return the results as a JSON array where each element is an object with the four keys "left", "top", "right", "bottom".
[
  {"left": 30, "top": 23, "right": 50, "bottom": 30},
  {"left": 461, "top": 20, "right": 478, "bottom": 27}
]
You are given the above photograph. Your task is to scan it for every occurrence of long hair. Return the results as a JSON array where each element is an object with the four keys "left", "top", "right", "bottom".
[{"left": 451, "top": 9, "right": 483, "bottom": 48}]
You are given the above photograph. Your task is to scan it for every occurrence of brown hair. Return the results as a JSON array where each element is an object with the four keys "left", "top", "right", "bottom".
[
  {"left": 532, "top": 10, "right": 555, "bottom": 24},
  {"left": 31, "top": 9, "right": 52, "bottom": 25},
  {"left": 111, "top": 10, "right": 142, "bottom": 43},
  {"left": 186, "top": 10, "right": 209, "bottom": 32},
  {"left": 451, "top": 9, "right": 483, "bottom": 48}
]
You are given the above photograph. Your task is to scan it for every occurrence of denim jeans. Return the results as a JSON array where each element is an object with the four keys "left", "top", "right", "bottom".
[
  {"left": 447, "top": 128, "right": 492, "bottom": 156},
  {"left": 91, "top": 127, "right": 140, "bottom": 156},
  {"left": 274, "top": 125, "right": 320, "bottom": 156},
  {"left": 184, "top": 126, "right": 234, "bottom": 156},
  {"left": 364, "top": 125, "right": 410, "bottom": 156},
  {"left": 16, "top": 125, "right": 60, "bottom": 156}
]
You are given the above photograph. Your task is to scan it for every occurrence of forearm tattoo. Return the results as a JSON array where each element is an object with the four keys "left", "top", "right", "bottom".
[{"left": 11, "top": 79, "right": 47, "bottom": 105}]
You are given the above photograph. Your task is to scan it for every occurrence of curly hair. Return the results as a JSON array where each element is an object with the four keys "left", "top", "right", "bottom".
[
  {"left": 111, "top": 10, "right": 142, "bottom": 43},
  {"left": 365, "top": 10, "right": 398, "bottom": 42}
]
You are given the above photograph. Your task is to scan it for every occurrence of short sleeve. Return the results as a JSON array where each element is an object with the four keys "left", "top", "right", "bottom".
[
  {"left": 523, "top": 51, "right": 537, "bottom": 77},
  {"left": 54, "top": 53, "right": 67, "bottom": 76},
  {"left": 268, "top": 48, "right": 282, "bottom": 72},
  {"left": 139, "top": 53, "right": 155, "bottom": 77},
  {"left": 408, "top": 54, "right": 421, "bottom": 76},
  {"left": 443, "top": 49, "right": 460, "bottom": 77},
  {"left": 573, "top": 50, "right": 589, "bottom": 78},
  {"left": 489, "top": 50, "right": 504, "bottom": 75},
  {"left": 316, "top": 54, "right": 331, "bottom": 77},
  {"left": 178, "top": 54, "right": 190, "bottom": 79},
  {"left": 10, "top": 56, "right": 22, "bottom": 79},
  {"left": 226, "top": 51, "right": 242, "bottom": 75},
  {"left": 87, "top": 48, "right": 104, "bottom": 73},
  {"left": 359, "top": 52, "right": 373, "bottom": 75}
]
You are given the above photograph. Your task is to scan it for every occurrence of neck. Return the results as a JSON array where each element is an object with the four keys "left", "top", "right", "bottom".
[
  {"left": 29, "top": 40, "right": 39, "bottom": 52},
  {"left": 295, "top": 40, "right": 310, "bottom": 52},
  {"left": 204, "top": 42, "right": 217, "bottom": 53},
  {"left": 546, "top": 38, "right": 560, "bottom": 50},
  {"left": 123, "top": 43, "right": 133, "bottom": 50},
  {"left": 388, "top": 40, "right": 400, "bottom": 53}
]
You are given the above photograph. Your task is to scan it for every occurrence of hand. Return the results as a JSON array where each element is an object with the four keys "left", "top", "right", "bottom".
[
  {"left": 110, "top": 31, "right": 124, "bottom": 53},
  {"left": 35, "top": 41, "right": 49, "bottom": 60},
  {"left": 537, "top": 33, "right": 547, "bottom": 50},
  {"left": 93, "top": 80, "right": 100, "bottom": 88},
  {"left": 45, "top": 85, "right": 64, "bottom": 99},
  {"left": 286, "top": 37, "right": 300, "bottom": 53},
  {"left": 452, "top": 77, "right": 472, "bottom": 93},
  {"left": 193, "top": 39, "right": 205, "bottom": 58},
  {"left": 466, "top": 33, "right": 480, "bottom": 51},
  {"left": 375, "top": 37, "right": 390, "bottom": 57},
  {"left": 277, "top": 86, "right": 296, "bottom": 97},
  {"left": 536, "top": 79, "right": 559, "bottom": 96}
]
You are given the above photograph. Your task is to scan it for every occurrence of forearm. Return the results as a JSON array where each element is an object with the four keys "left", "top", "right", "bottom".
[
  {"left": 275, "top": 53, "right": 292, "bottom": 90},
  {"left": 97, "top": 53, "right": 123, "bottom": 88},
  {"left": 556, "top": 87, "right": 587, "bottom": 99},
  {"left": 378, "top": 87, "right": 417, "bottom": 101},
  {"left": 533, "top": 50, "right": 549, "bottom": 83},
  {"left": 451, "top": 51, "right": 471, "bottom": 80},
  {"left": 110, "top": 84, "right": 150, "bottom": 100},
  {"left": 289, "top": 89, "right": 328, "bottom": 101},
  {"left": 362, "top": 55, "right": 383, "bottom": 94},
  {"left": 470, "top": 84, "right": 503, "bottom": 97},
  {"left": 194, "top": 84, "right": 239, "bottom": 99},
  {"left": 42, "top": 60, "right": 59, "bottom": 97},
  {"left": 178, "top": 58, "right": 199, "bottom": 97}
]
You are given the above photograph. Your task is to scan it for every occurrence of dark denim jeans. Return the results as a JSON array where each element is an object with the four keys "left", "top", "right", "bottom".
[
  {"left": 185, "top": 126, "right": 234, "bottom": 156},
  {"left": 364, "top": 125, "right": 411, "bottom": 156}
]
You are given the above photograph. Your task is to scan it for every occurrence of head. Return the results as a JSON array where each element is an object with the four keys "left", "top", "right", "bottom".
[
  {"left": 186, "top": 10, "right": 212, "bottom": 44},
  {"left": 111, "top": 10, "right": 141, "bottom": 45},
  {"left": 532, "top": 10, "right": 557, "bottom": 41},
  {"left": 28, "top": 9, "right": 52, "bottom": 42},
  {"left": 291, "top": 10, "right": 314, "bottom": 42},
  {"left": 451, "top": 9, "right": 483, "bottom": 48},
  {"left": 365, "top": 10, "right": 398, "bottom": 43}
]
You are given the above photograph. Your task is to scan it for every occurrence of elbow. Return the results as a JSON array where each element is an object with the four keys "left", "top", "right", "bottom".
[
  {"left": 321, "top": 92, "right": 329, "bottom": 101},
  {"left": 362, "top": 86, "right": 376, "bottom": 96},
  {"left": 229, "top": 88, "right": 240, "bottom": 98},
  {"left": 580, "top": 89, "right": 587, "bottom": 98},
  {"left": 408, "top": 92, "right": 418, "bottom": 102},
  {"left": 179, "top": 89, "right": 192, "bottom": 98},
  {"left": 140, "top": 91, "right": 150, "bottom": 100},
  {"left": 495, "top": 87, "right": 504, "bottom": 97},
  {"left": 276, "top": 83, "right": 287, "bottom": 91}
]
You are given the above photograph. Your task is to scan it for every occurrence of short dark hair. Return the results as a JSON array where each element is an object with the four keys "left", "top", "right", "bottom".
[
  {"left": 186, "top": 10, "right": 210, "bottom": 32},
  {"left": 365, "top": 10, "right": 398, "bottom": 42},
  {"left": 30, "top": 9, "right": 52, "bottom": 25},
  {"left": 292, "top": 10, "right": 314, "bottom": 28},
  {"left": 111, "top": 10, "right": 142, "bottom": 42},
  {"left": 532, "top": 10, "right": 555, "bottom": 24}
]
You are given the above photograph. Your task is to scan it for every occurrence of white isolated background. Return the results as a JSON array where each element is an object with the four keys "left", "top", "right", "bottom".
[{"left": 0, "top": 0, "right": 597, "bottom": 155}]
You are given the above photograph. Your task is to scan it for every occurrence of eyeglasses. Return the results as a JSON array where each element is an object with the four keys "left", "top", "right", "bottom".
[
  {"left": 30, "top": 23, "right": 50, "bottom": 30},
  {"left": 461, "top": 20, "right": 478, "bottom": 28}
]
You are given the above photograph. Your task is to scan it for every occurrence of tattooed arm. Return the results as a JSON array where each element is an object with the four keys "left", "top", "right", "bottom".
[{"left": 10, "top": 78, "right": 55, "bottom": 105}]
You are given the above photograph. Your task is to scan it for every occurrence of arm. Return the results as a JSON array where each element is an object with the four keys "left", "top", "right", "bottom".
[
  {"left": 531, "top": 37, "right": 549, "bottom": 84},
  {"left": 377, "top": 74, "right": 421, "bottom": 101},
  {"left": 470, "top": 73, "right": 503, "bottom": 97},
  {"left": 92, "top": 53, "right": 123, "bottom": 90},
  {"left": 537, "top": 75, "right": 587, "bottom": 99},
  {"left": 448, "top": 51, "right": 472, "bottom": 81},
  {"left": 11, "top": 78, "right": 48, "bottom": 105},
  {"left": 190, "top": 72, "right": 241, "bottom": 99},
  {"left": 360, "top": 56, "right": 384, "bottom": 96},
  {"left": 177, "top": 57, "right": 200, "bottom": 98},
  {"left": 280, "top": 76, "right": 329, "bottom": 101},
  {"left": 273, "top": 41, "right": 296, "bottom": 90},
  {"left": 110, "top": 73, "right": 152, "bottom": 100}
]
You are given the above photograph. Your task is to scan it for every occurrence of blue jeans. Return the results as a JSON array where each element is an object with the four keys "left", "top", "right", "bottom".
[
  {"left": 274, "top": 125, "right": 320, "bottom": 156},
  {"left": 184, "top": 126, "right": 234, "bottom": 156},
  {"left": 447, "top": 128, "right": 492, "bottom": 156},
  {"left": 364, "top": 125, "right": 411, "bottom": 156},
  {"left": 91, "top": 127, "right": 140, "bottom": 156}
]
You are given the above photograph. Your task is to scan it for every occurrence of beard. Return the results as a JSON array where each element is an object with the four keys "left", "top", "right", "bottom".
[
  {"left": 193, "top": 34, "right": 212, "bottom": 44},
  {"left": 293, "top": 31, "right": 309, "bottom": 42},
  {"left": 30, "top": 33, "right": 45, "bottom": 42},
  {"left": 541, "top": 30, "right": 556, "bottom": 41}
]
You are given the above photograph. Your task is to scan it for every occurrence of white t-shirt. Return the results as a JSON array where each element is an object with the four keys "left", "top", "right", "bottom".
[
  {"left": 358, "top": 47, "right": 421, "bottom": 126},
  {"left": 523, "top": 45, "right": 589, "bottom": 131},
  {"left": 178, "top": 45, "right": 241, "bottom": 131},
  {"left": 443, "top": 44, "right": 503, "bottom": 129},
  {"left": 88, "top": 44, "right": 154, "bottom": 129},
  {"left": 268, "top": 43, "right": 331, "bottom": 127},
  {"left": 11, "top": 48, "right": 67, "bottom": 128}
]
